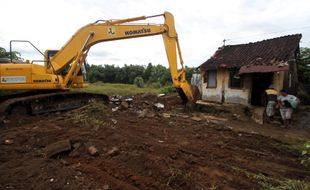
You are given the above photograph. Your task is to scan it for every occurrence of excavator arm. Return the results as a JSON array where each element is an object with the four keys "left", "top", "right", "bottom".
[
  {"left": 0, "top": 12, "right": 199, "bottom": 104},
  {"left": 50, "top": 12, "right": 199, "bottom": 103}
]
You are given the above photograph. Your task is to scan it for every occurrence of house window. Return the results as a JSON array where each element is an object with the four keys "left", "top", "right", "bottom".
[
  {"left": 204, "top": 70, "right": 217, "bottom": 88},
  {"left": 229, "top": 69, "right": 242, "bottom": 88}
]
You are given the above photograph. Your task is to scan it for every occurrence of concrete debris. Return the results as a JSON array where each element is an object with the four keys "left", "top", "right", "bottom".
[
  {"left": 153, "top": 103, "right": 164, "bottom": 109},
  {"left": 157, "top": 94, "right": 166, "bottom": 97},
  {"left": 4, "top": 139, "right": 13, "bottom": 145},
  {"left": 111, "top": 119, "right": 117, "bottom": 125},
  {"left": 3, "top": 119, "right": 10, "bottom": 124},
  {"left": 111, "top": 95, "right": 122, "bottom": 105},
  {"left": 191, "top": 116, "right": 202, "bottom": 122},
  {"left": 120, "top": 101, "right": 129, "bottom": 109},
  {"left": 233, "top": 114, "right": 241, "bottom": 119},
  {"left": 112, "top": 107, "right": 119, "bottom": 112},
  {"left": 107, "top": 147, "right": 120, "bottom": 156},
  {"left": 125, "top": 97, "right": 133, "bottom": 102},
  {"left": 45, "top": 139, "right": 71, "bottom": 158},
  {"left": 162, "top": 113, "right": 171, "bottom": 118},
  {"left": 137, "top": 109, "right": 148, "bottom": 118},
  {"left": 87, "top": 145, "right": 99, "bottom": 156}
]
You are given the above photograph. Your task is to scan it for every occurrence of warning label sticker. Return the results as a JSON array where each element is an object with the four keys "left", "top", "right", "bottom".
[{"left": 1, "top": 76, "right": 26, "bottom": 83}]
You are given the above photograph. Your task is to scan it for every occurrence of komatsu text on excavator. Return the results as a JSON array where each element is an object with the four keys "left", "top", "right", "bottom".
[{"left": 0, "top": 11, "right": 199, "bottom": 114}]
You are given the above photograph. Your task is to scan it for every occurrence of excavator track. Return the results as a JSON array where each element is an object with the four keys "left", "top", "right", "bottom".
[{"left": 0, "top": 91, "right": 109, "bottom": 115}]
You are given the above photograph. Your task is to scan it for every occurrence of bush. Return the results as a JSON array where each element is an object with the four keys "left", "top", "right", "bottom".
[
  {"left": 148, "top": 82, "right": 161, "bottom": 89},
  {"left": 301, "top": 141, "right": 310, "bottom": 168},
  {"left": 160, "top": 85, "right": 177, "bottom": 94},
  {"left": 134, "top": 76, "right": 144, "bottom": 88}
]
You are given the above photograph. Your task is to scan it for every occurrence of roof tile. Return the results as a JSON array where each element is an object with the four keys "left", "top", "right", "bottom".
[{"left": 199, "top": 34, "right": 301, "bottom": 71}]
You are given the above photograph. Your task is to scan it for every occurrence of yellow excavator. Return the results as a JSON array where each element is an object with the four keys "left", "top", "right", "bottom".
[{"left": 0, "top": 11, "right": 199, "bottom": 114}]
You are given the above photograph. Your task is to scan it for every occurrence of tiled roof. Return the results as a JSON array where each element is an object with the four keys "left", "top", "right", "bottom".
[{"left": 199, "top": 34, "right": 302, "bottom": 71}]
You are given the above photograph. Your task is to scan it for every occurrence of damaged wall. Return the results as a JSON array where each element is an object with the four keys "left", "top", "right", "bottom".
[
  {"left": 272, "top": 71, "right": 285, "bottom": 92},
  {"left": 201, "top": 69, "right": 250, "bottom": 105}
]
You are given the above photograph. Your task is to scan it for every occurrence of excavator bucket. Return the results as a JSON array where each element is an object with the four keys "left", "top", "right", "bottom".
[{"left": 176, "top": 83, "right": 200, "bottom": 104}]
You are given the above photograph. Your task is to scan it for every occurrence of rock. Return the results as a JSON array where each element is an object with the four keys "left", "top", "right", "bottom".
[
  {"left": 88, "top": 146, "right": 99, "bottom": 156},
  {"left": 162, "top": 113, "right": 171, "bottom": 118},
  {"left": 138, "top": 109, "right": 148, "bottom": 118},
  {"left": 45, "top": 139, "right": 71, "bottom": 158},
  {"left": 4, "top": 139, "right": 13, "bottom": 145},
  {"left": 120, "top": 101, "right": 129, "bottom": 109},
  {"left": 103, "top": 184, "right": 110, "bottom": 190},
  {"left": 111, "top": 119, "right": 117, "bottom": 124},
  {"left": 154, "top": 103, "right": 164, "bottom": 109},
  {"left": 125, "top": 97, "right": 133, "bottom": 102},
  {"left": 157, "top": 94, "right": 166, "bottom": 97},
  {"left": 73, "top": 142, "right": 82, "bottom": 149},
  {"left": 191, "top": 116, "right": 202, "bottom": 122},
  {"left": 146, "top": 112, "right": 155, "bottom": 118},
  {"left": 233, "top": 114, "right": 241, "bottom": 119},
  {"left": 143, "top": 101, "right": 150, "bottom": 105},
  {"left": 111, "top": 96, "right": 122, "bottom": 104},
  {"left": 112, "top": 107, "right": 119, "bottom": 112},
  {"left": 251, "top": 107, "right": 265, "bottom": 125},
  {"left": 107, "top": 147, "right": 119, "bottom": 156},
  {"left": 69, "top": 142, "right": 83, "bottom": 157},
  {"left": 3, "top": 120, "right": 10, "bottom": 124}
]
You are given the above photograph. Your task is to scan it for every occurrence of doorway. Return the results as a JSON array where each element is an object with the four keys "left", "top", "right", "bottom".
[{"left": 251, "top": 73, "right": 273, "bottom": 106}]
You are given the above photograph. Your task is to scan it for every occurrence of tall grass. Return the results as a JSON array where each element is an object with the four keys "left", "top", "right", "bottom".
[{"left": 77, "top": 82, "right": 163, "bottom": 96}]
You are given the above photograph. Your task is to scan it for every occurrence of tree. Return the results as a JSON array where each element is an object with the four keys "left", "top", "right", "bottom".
[
  {"left": 299, "top": 47, "right": 310, "bottom": 84},
  {"left": 143, "top": 62, "right": 153, "bottom": 81},
  {"left": 134, "top": 76, "right": 144, "bottom": 88},
  {"left": 185, "top": 66, "right": 196, "bottom": 82},
  {"left": 0, "top": 47, "right": 21, "bottom": 60}
]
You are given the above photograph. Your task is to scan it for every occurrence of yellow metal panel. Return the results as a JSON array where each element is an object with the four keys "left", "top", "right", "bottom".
[
  {"left": 0, "top": 64, "right": 32, "bottom": 83},
  {"left": 51, "top": 24, "right": 165, "bottom": 72}
]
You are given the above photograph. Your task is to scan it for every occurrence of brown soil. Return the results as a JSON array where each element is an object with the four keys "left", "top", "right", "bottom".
[{"left": 0, "top": 94, "right": 309, "bottom": 190}]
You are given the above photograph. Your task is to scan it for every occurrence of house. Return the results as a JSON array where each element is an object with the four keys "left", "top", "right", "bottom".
[{"left": 198, "top": 34, "right": 302, "bottom": 106}]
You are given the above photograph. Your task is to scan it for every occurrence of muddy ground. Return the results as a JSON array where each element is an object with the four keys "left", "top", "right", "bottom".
[{"left": 0, "top": 94, "right": 309, "bottom": 190}]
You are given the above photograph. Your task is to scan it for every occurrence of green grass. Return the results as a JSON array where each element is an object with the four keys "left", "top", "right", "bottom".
[
  {"left": 77, "top": 82, "right": 163, "bottom": 96},
  {"left": 232, "top": 166, "right": 310, "bottom": 190}
]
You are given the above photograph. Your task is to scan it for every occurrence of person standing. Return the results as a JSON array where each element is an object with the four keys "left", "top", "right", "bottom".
[
  {"left": 277, "top": 89, "right": 297, "bottom": 127},
  {"left": 265, "top": 86, "right": 278, "bottom": 121}
]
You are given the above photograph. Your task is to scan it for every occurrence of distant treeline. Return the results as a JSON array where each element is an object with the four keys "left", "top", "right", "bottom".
[{"left": 86, "top": 63, "right": 196, "bottom": 87}]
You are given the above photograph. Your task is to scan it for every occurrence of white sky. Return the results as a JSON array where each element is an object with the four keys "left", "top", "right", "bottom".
[{"left": 1, "top": 0, "right": 310, "bottom": 68}]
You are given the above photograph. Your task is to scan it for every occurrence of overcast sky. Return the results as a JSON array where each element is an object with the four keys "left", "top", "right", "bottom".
[{"left": 1, "top": 0, "right": 310, "bottom": 68}]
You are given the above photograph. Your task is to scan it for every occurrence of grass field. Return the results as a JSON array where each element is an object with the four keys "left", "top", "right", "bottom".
[{"left": 77, "top": 82, "right": 165, "bottom": 96}]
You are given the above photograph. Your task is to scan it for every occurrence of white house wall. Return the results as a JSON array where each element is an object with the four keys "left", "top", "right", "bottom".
[
  {"left": 201, "top": 69, "right": 251, "bottom": 105},
  {"left": 272, "top": 71, "right": 285, "bottom": 92},
  {"left": 201, "top": 69, "right": 224, "bottom": 102}
]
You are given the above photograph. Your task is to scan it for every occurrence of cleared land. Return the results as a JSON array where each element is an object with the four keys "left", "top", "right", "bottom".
[{"left": 0, "top": 91, "right": 309, "bottom": 190}]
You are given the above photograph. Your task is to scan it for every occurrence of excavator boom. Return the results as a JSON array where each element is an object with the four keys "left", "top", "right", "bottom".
[{"left": 0, "top": 12, "right": 199, "bottom": 114}]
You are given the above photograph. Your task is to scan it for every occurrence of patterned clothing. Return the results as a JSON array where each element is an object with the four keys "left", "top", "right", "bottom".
[
  {"left": 265, "top": 88, "right": 278, "bottom": 117},
  {"left": 266, "top": 101, "right": 276, "bottom": 117}
]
